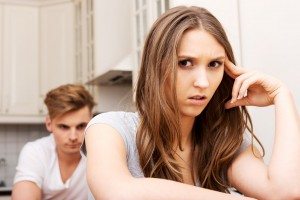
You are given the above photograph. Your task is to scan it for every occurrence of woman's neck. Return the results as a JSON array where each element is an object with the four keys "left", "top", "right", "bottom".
[{"left": 179, "top": 115, "right": 195, "bottom": 150}]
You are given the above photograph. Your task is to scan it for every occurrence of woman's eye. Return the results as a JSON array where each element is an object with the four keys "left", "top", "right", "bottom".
[
  {"left": 208, "top": 61, "right": 222, "bottom": 68},
  {"left": 178, "top": 59, "right": 192, "bottom": 68}
]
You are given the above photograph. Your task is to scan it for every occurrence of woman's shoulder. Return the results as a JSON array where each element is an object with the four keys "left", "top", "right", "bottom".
[
  {"left": 88, "top": 111, "right": 138, "bottom": 128},
  {"left": 86, "top": 111, "right": 139, "bottom": 147}
]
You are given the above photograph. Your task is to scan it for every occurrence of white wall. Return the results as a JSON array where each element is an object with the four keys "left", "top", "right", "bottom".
[
  {"left": 0, "top": 124, "right": 48, "bottom": 188},
  {"left": 239, "top": 0, "right": 300, "bottom": 163},
  {"left": 95, "top": 85, "right": 134, "bottom": 113}
]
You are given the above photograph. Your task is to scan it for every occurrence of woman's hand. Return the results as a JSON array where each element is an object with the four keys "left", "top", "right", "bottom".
[{"left": 224, "top": 59, "right": 285, "bottom": 109}]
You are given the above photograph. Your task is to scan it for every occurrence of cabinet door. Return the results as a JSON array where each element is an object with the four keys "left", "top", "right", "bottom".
[
  {"left": 2, "top": 5, "right": 40, "bottom": 115},
  {"left": 0, "top": 4, "right": 3, "bottom": 114},
  {"left": 93, "top": 0, "right": 132, "bottom": 76},
  {"left": 40, "top": 3, "right": 75, "bottom": 113}
]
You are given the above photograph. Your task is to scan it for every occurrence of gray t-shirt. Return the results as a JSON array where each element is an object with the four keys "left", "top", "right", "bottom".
[{"left": 85, "top": 111, "right": 251, "bottom": 179}]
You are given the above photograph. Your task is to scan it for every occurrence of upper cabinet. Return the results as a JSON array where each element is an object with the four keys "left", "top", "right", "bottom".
[
  {"left": 1, "top": 5, "right": 40, "bottom": 117},
  {"left": 40, "top": 2, "right": 75, "bottom": 113},
  {"left": 0, "top": 1, "right": 75, "bottom": 123},
  {"left": 93, "top": 0, "right": 132, "bottom": 77},
  {"left": 132, "top": 0, "right": 169, "bottom": 86},
  {"left": 79, "top": 0, "right": 133, "bottom": 86},
  {"left": 0, "top": 4, "right": 3, "bottom": 115},
  {"left": 73, "top": 0, "right": 135, "bottom": 112},
  {"left": 74, "top": 0, "right": 94, "bottom": 84}
]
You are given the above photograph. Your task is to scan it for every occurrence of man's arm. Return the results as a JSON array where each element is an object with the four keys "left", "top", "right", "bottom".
[
  {"left": 12, "top": 142, "right": 45, "bottom": 200},
  {"left": 12, "top": 181, "right": 42, "bottom": 200}
]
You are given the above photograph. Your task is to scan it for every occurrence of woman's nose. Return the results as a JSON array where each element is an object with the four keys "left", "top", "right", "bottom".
[{"left": 193, "top": 68, "right": 209, "bottom": 88}]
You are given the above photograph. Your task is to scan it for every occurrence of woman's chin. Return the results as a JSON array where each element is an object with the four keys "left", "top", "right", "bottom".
[{"left": 180, "top": 108, "right": 205, "bottom": 119}]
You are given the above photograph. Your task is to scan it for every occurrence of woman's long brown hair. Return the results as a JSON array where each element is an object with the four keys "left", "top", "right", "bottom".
[{"left": 135, "top": 6, "right": 264, "bottom": 192}]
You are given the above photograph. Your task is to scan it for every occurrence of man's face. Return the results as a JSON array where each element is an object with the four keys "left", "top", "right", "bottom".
[{"left": 46, "top": 106, "right": 91, "bottom": 156}]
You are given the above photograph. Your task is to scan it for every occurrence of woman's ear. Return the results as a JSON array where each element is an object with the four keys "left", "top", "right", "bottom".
[{"left": 45, "top": 115, "right": 52, "bottom": 132}]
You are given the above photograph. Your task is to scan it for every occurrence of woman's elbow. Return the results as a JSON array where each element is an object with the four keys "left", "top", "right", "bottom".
[
  {"left": 269, "top": 186, "right": 300, "bottom": 200},
  {"left": 88, "top": 186, "right": 133, "bottom": 200},
  {"left": 285, "top": 187, "right": 300, "bottom": 200},
  {"left": 87, "top": 176, "right": 134, "bottom": 200}
]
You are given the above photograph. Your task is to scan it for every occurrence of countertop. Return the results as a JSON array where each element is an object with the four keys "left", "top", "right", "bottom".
[
  {"left": 0, "top": 196, "right": 10, "bottom": 200},
  {"left": 0, "top": 187, "right": 11, "bottom": 198},
  {"left": 0, "top": 187, "right": 11, "bottom": 192}
]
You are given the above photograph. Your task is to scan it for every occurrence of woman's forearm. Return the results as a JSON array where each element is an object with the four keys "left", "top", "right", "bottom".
[
  {"left": 268, "top": 87, "right": 300, "bottom": 193},
  {"left": 91, "top": 176, "right": 254, "bottom": 200}
]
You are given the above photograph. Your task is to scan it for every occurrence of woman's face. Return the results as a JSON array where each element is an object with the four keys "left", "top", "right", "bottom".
[{"left": 176, "top": 28, "right": 225, "bottom": 119}]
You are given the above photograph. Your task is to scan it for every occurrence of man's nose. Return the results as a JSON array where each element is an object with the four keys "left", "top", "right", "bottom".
[{"left": 69, "top": 128, "right": 78, "bottom": 142}]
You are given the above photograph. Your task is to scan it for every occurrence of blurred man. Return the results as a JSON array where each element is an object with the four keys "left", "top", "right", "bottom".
[{"left": 12, "top": 84, "right": 95, "bottom": 200}]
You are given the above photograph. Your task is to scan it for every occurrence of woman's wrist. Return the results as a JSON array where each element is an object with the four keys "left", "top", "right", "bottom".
[{"left": 273, "top": 85, "right": 292, "bottom": 105}]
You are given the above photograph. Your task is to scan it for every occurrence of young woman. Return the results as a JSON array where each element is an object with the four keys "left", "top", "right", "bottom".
[{"left": 85, "top": 6, "right": 300, "bottom": 200}]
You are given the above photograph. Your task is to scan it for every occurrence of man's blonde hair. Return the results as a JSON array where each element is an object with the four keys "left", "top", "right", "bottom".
[{"left": 44, "top": 84, "right": 96, "bottom": 119}]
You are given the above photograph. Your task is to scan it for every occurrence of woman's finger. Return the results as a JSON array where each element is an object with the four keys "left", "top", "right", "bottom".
[
  {"left": 231, "top": 71, "right": 256, "bottom": 103},
  {"left": 225, "top": 59, "right": 247, "bottom": 79},
  {"left": 238, "top": 74, "right": 261, "bottom": 99},
  {"left": 225, "top": 97, "right": 250, "bottom": 109}
]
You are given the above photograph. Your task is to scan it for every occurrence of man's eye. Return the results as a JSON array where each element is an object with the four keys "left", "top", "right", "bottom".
[
  {"left": 208, "top": 61, "right": 223, "bottom": 68},
  {"left": 77, "top": 124, "right": 87, "bottom": 130},
  {"left": 58, "top": 125, "right": 69, "bottom": 130},
  {"left": 178, "top": 59, "right": 192, "bottom": 68}
]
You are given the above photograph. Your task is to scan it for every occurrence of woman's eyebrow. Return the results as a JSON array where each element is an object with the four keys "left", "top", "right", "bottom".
[
  {"left": 212, "top": 56, "right": 225, "bottom": 60},
  {"left": 177, "top": 55, "right": 226, "bottom": 60}
]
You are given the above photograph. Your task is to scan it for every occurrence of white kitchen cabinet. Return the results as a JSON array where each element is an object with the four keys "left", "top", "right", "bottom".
[
  {"left": 74, "top": 0, "right": 134, "bottom": 112},
  {"left": 132, "top": 0, "right": 169, "bottom": 92},
  {"left": 40, "top": 2, "right": 75, "bottom": 114},
  {"left": 0, "top": 4, "right": 3, "bottom": 114},
  {"left": 1, "top": 5, "right": 40, "bottom": 116},
  {"left": 0, "top": 1, "right": 75, "bottom": 123},
  {"left": 74, "top": 0, "right": 93, "bottom": 84},
  {"left": 93, "top": 0, "right": 133, "bottom": 78}
]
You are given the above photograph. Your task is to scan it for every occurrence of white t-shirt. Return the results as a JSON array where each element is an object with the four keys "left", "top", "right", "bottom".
[{"left": 14, "top": 134, "right": 88, "bottom": 200}]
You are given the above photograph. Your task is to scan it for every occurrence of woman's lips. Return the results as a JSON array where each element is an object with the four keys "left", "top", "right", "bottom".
[{"left": 188, "top": 95, "right": 207, "bottom": 105}]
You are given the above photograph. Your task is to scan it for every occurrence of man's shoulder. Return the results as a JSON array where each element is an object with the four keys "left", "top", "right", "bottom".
[{"left": 22, "top": 135, "right": 55, "bottom": 156}]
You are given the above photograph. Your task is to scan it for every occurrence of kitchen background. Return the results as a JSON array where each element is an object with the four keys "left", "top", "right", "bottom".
[{"left": 0, "top": 0, "right": 299, "bottom": 196}]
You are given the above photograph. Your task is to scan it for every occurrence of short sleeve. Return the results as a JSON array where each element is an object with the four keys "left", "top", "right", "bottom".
[
  {"left": 237, "top": 132, "right": 252, "bottom": 154},
  {"left": 14, "top": 143, "right": 45, "bottom": 188},
  {"left": 85, "top": 111, "right": 139, "bottom": 159}
]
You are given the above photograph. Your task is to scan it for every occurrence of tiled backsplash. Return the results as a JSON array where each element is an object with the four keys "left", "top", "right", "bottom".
[{"left": 0, "top": 124, "right": 48, "bottom": 188}]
